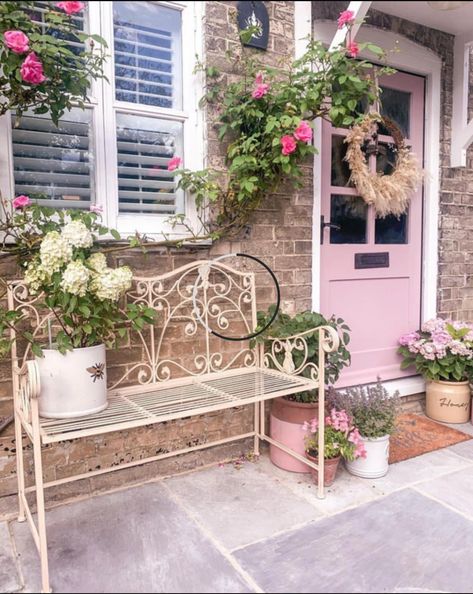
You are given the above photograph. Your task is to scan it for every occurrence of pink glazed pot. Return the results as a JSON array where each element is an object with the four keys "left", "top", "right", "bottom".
[{"left": 270, "top": 397, "right": 319, "bottom": 473}]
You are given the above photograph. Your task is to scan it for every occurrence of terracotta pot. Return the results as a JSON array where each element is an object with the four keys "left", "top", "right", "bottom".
[
  {"left": 270, "top": 397, "right": 319, "bottom": 473},
  {"left": 306, "top": 452, "right": 341, "bottom": 487},
  {"left": 425, "top": 379, "right": 471, "bottom": 424}
]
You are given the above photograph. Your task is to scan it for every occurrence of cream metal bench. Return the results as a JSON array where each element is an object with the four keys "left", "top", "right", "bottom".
[{"left": 9, "top": 260, "right": 339, "bottom": 593}]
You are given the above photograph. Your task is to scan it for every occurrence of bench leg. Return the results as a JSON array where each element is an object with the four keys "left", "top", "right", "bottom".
[
  {"left": 31, "top": 402, "right": 51, "bottom": 593},
  {"left": 253, "top": 402, "right": 260, "bottom": 456},
  {"left": 14, "top": 410, "right": 26, "bottom": 523}
]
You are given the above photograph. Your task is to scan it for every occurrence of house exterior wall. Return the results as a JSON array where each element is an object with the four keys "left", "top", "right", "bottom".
[{"left": 0, "top": 1, "right": 315, "bottom": 513}]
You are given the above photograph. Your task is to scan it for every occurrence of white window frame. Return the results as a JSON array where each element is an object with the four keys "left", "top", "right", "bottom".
[{"left": 0, "top": 0, "right": 205, "bottom": 240}]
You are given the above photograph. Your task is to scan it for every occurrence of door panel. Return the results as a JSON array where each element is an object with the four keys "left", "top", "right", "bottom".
[{"left": 320, "top": 71, "right": 425, "bottom": 386}]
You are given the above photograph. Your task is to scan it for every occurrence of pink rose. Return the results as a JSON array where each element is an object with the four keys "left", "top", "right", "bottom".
[
  {"left": 251, "top": 83, "right": 269, "bottom": 99},
  {"left": 167, "top": 156, "right": 182, "bottom": 172},
  {"left": 294, "top": 121, "right": 313, "bottom": 143},
  {"left": 20, "top": 53, "right": 46, "bottom": 85},
  {"left": 338, "top": 10, "right": 355, "bottom": 29},
  {"left": 3, "top": 31, "right": 30, "bottom": 54},
  {"left": 89, "top": 204, "right": 103, "bottom": 214},
  {"left": 56, "top": 1, "right": 85, "bottom": 14},
  {"left": 255, "top": 71, "right": 264, "bottom": 85},
  {"left": 347, "top": 41, "right": 360, "bottom": 58},
  {"left": 280, "top": 135, "right": 297, "bottom": 156},
  {"left": 12, "top": 195, "right": 31, "bottom": 209}
]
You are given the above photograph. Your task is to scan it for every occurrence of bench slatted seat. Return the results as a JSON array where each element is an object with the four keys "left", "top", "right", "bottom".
[{"left": 9, "top": 260, "right": 339, "bottom": 593}]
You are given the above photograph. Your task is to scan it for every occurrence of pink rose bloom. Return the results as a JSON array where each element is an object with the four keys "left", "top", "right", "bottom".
[
  {"left": 56, "top": 1, "right": 85, "bottom": 14},
  {"left": 167, "top": 156, "right": 182, "bottom": 172},
  {"left": 338, "top": 10, "right": 355, "bottom": 29},
  {"left": 280, "top": 135, "right": 297, "bottom": 156},
  {"left": 251, "top": 83, "right": 269, "bottom": 99},
  {"left": 294, "top": 121, "right": 313, "bottom": 143},
  {"left": 89, "top": 204, "right": 103, "bottom": 214},
  {"left": 3, "top": 31, "right": 30, "bottom": 54},
  {"left": 347, "top": 41, "right": 360, "bottom": 58},
  {"left": 12, "top": 195, "right": 31, "bottom": 209},
  {"left": 255, "top": 71, "right": 264, "bottom": 85},
  {"left": 20, "top": 53, "right": 46, "bottom": 85}
]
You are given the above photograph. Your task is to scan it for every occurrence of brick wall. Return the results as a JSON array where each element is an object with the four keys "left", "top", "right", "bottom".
[
  {"left": 0, "top": 1, "right": 314, "bottom": 513},
  {"left": 313, "top": 1, "right": 473, "bottom": 321}
]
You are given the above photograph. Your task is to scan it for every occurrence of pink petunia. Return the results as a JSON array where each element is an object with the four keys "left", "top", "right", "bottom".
[
  {"left": 56, "top": 1, "right": 85, "bottom": 14},
  {"left": 294, "top": 121, "right": 313, "bottom": 143},
  {"left": 20, "top": 53, "right": 46, "bottom": 85},
  {"left": 280, "top": 135, "right": 297, "bottom": 156},
  {"left": 3, "top": 31, "right": 29, "bottom": 54},
  {"left": 337, "top": 10, "right": 355, "bottom": 29},
  {"left": 12, "top": 195, "right": 31, "bottom": 209},
  {"left": 89, "top": 204, "right": 103, "bottom": 214},
  {"left": 167, "top": 156, "right": 182, "bottom": 172},
  {"left": 251, "top": 83, "right": 269, "bottom": 99},
  {"left": 347, "top": 41, "right": 360, "bottom": 58},
  {"left": 255, "top": 71, "right": 264, "bottom": 85}
]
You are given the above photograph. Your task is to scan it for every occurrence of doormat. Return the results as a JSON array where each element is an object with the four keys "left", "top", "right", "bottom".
[{"left": 388, "top": 413, "right": 472, "bottom": 464}]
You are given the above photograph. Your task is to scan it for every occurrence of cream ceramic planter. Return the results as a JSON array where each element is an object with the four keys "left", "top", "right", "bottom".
[
  {"left": 36, "top": 344, "right": 108, "bottom": 419},
  {"left": 345, "top": 434, "right": 390, "bottom": 479},
  {"left": 426, "top": 379, "right": 471, "bottom": 424}
]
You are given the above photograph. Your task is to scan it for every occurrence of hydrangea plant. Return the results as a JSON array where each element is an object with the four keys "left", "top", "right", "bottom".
[
  {"left": 303, "top": 408, "right": 366, "bottom": 461},
  {"left": 0, "top": 198, "right": 154, "bottom": 358},
  {"left": 398, "top": 318, "right": 473, "bottom": 382}
]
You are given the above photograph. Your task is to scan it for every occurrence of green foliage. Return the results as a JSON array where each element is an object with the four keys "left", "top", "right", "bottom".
[
  {"left": 328, "top": 381, "right": 400, "bottom": 438},
  {"left": 0, "top": 1, "right": 107, "bottom": 124},
  {"left": 254, "top": 307, "right": 351, "bottom": 403},
  {"left": 305, "top": 424, "right": 357, "bottom": 461},
  {"left": 175, "top": 36, "right": 391, "bottom": 238}
]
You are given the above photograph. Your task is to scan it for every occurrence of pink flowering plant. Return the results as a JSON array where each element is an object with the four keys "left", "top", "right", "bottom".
[
  {"left": 398, "top": 318, "right": 473, "bottom": 381},
  {"left": 303, "top": 409, "right": 366, "bottom": 461},
  {"left": 0, "top": 1, "right": 106, "bottom": 124}
]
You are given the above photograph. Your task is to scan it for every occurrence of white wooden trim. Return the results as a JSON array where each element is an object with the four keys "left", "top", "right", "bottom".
[
  {"left": 312, "top": 22, "right": 442, "bottom": 396},
  {"left": 329, "top": 1, "right": 372, "bottom": 51},
  {"left": 294, "top": 1, "right": 312, "bottom": 58},
  {"left": 451, "top": 34, "right": 473, "bottom": 167}
]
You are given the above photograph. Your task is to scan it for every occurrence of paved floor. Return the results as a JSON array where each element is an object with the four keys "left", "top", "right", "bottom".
[{"left": 3, "top": 422, "right": 473, "bottom": 593}]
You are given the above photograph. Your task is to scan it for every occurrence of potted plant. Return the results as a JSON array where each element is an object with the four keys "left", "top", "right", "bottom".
[
  {"left": 399, "top": 319, "right": 473, "bottom": 423},
  {"left": 328, "top": 381, "right": 400, "bottom": 478},
  {"left": 254, "top": 308, "right": 351, "bottom": 472},
  {"left": 0, "top": 199, "right": 155, "bottom": 418},
  {"left": 303, "top": 408, "right": 366, "bottom": 486}
]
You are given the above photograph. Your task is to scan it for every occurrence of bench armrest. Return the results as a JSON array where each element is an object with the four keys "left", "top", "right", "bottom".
[{"left": 263, "top": 325, "right": 340, "bottom": 382}]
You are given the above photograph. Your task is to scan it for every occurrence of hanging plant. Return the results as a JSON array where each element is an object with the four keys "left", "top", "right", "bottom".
[{"left": 344, "top": 113, "right": 422, "bottom": 218}]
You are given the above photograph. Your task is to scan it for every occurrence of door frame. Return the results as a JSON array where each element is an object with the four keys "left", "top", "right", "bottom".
[{"left": 305, "top": 19, "right": 442, "bottom": 396}]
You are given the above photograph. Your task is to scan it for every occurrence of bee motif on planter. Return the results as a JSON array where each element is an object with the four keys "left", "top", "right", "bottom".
[{"left": 87, "top": 363, "right": 105, "bottom": 382}]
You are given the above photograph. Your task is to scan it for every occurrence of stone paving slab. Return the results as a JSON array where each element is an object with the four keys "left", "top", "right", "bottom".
[
  {"left": 165, "top": 461, "right": 323, "bottom": 550},
  {"left": 12, "top": 482, "right": 253, "bottom": 594},
  {"left": 0, "top": 522, "right": 21, "bottom": 593},
  {"left": 234, "top": 488, "right": 473, "bottom": 593},
  {"left": 416, "top": 467, "right": 473, "bottom": 519}
]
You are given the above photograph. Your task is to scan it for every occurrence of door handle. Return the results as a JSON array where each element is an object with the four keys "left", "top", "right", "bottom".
[{"left": 320, "top": 215, "right": 341, "bottom": 244}]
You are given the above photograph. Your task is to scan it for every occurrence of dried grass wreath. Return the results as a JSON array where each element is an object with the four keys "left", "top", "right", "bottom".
[{"left": 344, "top": 113, "right": 422, "bottom": 218}]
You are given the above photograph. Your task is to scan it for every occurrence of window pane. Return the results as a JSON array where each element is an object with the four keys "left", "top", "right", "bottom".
[
  {"left": 113, "top": 2, "right": 182, "bottom": 109},
  {"left": 375, "top": 212, "right": 408, "bottom": 244},
  {"left": 376, "top": 142, "right": 397, "bottom": 175},
  {"left": 28, "top": 1, "right": 87, "bottom": 55},
  {"left": 331, "top": 135, "right": 352, "bottom": 187},
  {"left": 116, "top": 113, "right": 183, "bottom": 215},
  {"left": 379, "top": 87, "right": 410, "bottom": 138},
  {"left": 11, "top": 109, "right": 94, "bottom": 208},
  {"left": 330, "top": 195, "right": 368, "bottom": 244}
]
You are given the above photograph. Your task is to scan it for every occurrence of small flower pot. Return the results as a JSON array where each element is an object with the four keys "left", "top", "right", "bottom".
[
  {"left": 345, "top": 434, "right": 390, "bottom": 479},
  {"left": 305, "top": 452, "right": 341, "bottom": 487},
  {"left": 270, "top": 397, "right": 319, "bottom": 473},
  {"left": 426, "top": 379, "right": 471, "bottom": 424},
  {"left": 36, "top": 344, "right": 108, "bottom": 419}
]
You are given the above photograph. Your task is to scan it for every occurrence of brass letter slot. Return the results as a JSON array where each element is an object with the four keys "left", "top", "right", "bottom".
[{"left": 354, "top": 252, "right": 389, "bottom": 269}]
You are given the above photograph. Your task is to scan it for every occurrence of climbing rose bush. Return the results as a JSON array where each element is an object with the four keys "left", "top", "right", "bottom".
[
  {"left": 399, "top": 318, "right": 473, "bottom": 381},
  {"left": 0, "top": 1, "right": 106, "bottom": 123}
]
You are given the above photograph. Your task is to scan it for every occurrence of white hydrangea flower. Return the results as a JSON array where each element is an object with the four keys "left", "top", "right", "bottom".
[
  {"left": 87, "top": 252, "right": 108, "bottom": 273},
  {"left": 91, "top": 266, "right": 133, "bottom": 302},
  {"left": 24, "top": 260, "right": 51, "bottom": 294},
  {"left": 39, "top": 231, "right": 73, "bottom": 273},
  {"left": 61, "top": 260, "right": 90, "bottom": 296},
  {"left": 61, "top": 221, "right": 93, "bottom": 249}
]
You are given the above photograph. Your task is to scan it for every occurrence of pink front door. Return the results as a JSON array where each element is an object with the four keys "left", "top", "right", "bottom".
[{"left": 320, "top": 71, "right": 425, "bottom": 386}]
